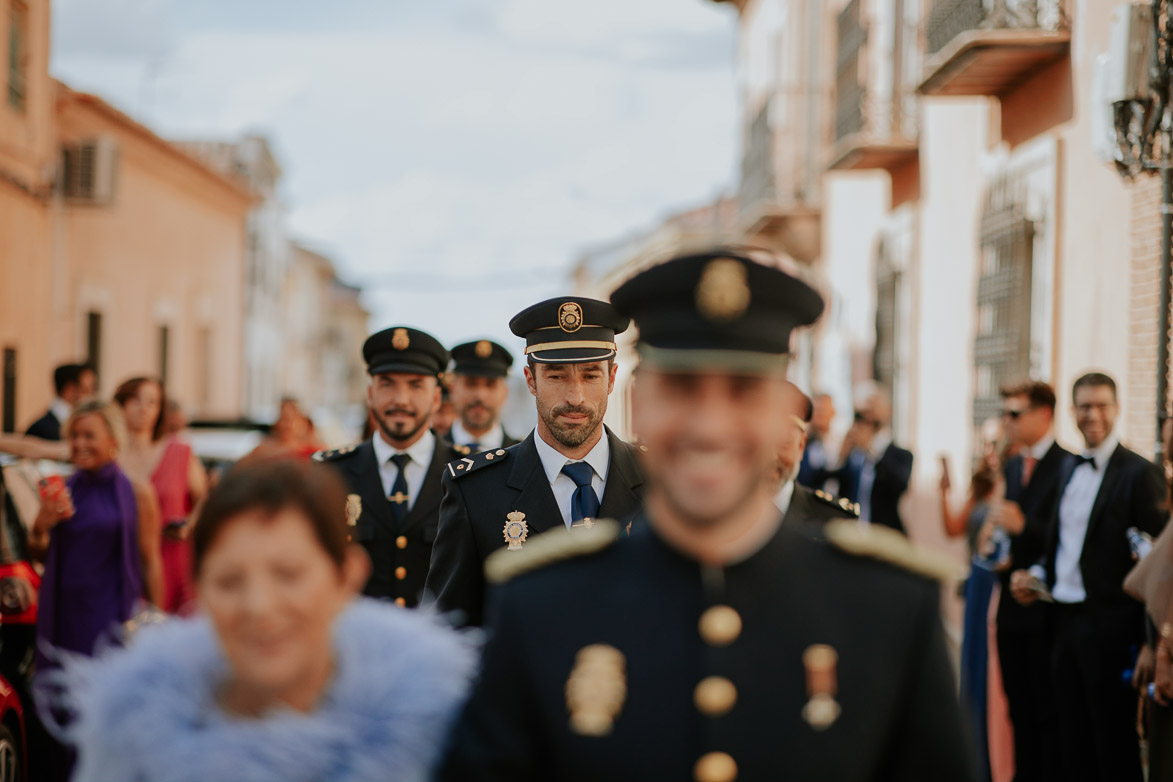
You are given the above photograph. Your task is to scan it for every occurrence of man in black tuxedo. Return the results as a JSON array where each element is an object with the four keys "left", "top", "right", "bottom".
[
  {"left": 832, "top": 391, "right": 913, "bottom": 533},
  {"left": 24, "top": 363, "right": 95, "bottom": 440},
  {"left": 315, "top": 326, "right": 470, "bottom": 608},
  {"left": 426, "top": 297, "right": 645, "bottom": 627},
  {"left": 989, "top": 380, "right": 1069, "bottom": 782},
  {"left": 1011, "top": 372, "right": 1167, "bottom": 782}
]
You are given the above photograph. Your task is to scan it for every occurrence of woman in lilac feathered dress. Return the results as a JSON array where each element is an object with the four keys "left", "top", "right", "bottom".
[{"left": 56, "top": 459, "right": 477, "bottom": 782}]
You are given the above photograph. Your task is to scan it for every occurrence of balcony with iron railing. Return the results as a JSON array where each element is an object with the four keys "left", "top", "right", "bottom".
[
  {"left": 829, "top": 0, "right": 919, "bottom": 172},
  {"left": 919, "top": 0, "right": 1069, "bottom": 96},
  {"left": 737, "top": 98, "right": 821, "bottom": 263}
]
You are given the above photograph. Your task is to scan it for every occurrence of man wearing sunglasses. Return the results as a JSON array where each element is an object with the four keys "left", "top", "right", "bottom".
[
  {"left": 830, "top": 391, "right": 913, "bottom": 534},
  {"left": 992, "top": 380, "right": 1069, "bottom": 782}
]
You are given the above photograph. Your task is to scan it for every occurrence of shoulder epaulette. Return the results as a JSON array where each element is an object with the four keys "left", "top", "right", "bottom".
[
  {"left": 447, "top": 446, "right": 511, "bottom": 479},
  {"left": 814, "top": 489, "right": 859, "bottom": 517},
  {"left": 312, "top": 443, "right": 360, "bottom": 462},
  {"left": 485, "top": 520, "right": 620, "bottom": 584},
  {"left": 823, "top": 520, "right": 967, "bottom": 582},
  {"left": 451, "top": 443, "right": 472, "bottom": 456}
]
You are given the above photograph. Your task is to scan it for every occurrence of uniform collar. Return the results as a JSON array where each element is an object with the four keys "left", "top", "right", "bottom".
[
  {"left": 372, "top": 427, "right": 436, "bottom": 468},
  {"left": 534, "top": 427, "right": 610, "bottom": 485},
  {"left": 773, "top": 480, "right": 795, "bottom": 517},
  {"left": 450, "top": 420, "right": 503, "bottom": 450}
]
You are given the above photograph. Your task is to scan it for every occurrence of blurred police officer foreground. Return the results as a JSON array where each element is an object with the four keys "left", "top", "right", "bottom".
[{"left": 437, "top": 249, "right": 975, "bottom": 782}]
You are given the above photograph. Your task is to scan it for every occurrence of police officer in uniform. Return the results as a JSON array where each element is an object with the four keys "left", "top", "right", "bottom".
[
  {"left": 446, "top": 340, "right": 520, "bottom": 453},
  {"left": 775, "top": 383, "right": 858, "bottom": 524},
  {"left": 425, "top": 297, "right": 645, "bottom": 627},
  {"left": 315, "top": 326, "right": 470, "bottom": 607},
  {"left": 438, "top": 251, "right": 974, "bottom": 781}
]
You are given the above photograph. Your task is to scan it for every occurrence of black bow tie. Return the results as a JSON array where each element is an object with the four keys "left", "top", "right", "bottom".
[{"left": 1074, "top": 454, "right": 1097, "bottom": 470}]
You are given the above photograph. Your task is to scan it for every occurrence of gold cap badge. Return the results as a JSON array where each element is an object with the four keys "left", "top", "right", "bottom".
[
  {"left": 802, "top": 644, "right": 841, "bottom": 730},
  {"left": 558, "top": 301, "right": 584, "bottom": 333},
  {"left": 566, "top": 644, "right": 626, "bottom": 736},
  {"left": 392, "top": 328, "right": 410, "bottom": 350},
  {"left": 696, "top": 257, "right": 750, "bottom": 322},
  {"left": 503, "top": 510, "right": 529, "bottom": 551},
  {"left": 475, "top": 339, "right": 493, "bottom": 358},
  {"left": 345, "top": 494, "right": 362, "bottom": 527}
]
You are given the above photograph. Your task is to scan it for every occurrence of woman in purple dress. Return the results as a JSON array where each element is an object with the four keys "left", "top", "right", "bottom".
[
  {"left": 30, "top": 401, "right": 164, "bottom": 781},
  {"left": 32, "top": 400, "right": 164, "bottom": 659}
]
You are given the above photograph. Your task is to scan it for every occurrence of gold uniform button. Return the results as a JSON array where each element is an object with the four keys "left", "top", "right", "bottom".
[
  {"left": 694, "top": 751, "right": 738, "bottom": 782},
  {"left": 396, "top": 535, "right": 408, "bottom": 549},
  {"left": 698, "top": 605, "right": 742, "bottom": 646},
  {"left": 395, "top": 566, "right": 407, "bottom": 580},
  {"left": 394, "top": 597, "right": 406, "bottom": 607},
  {"left": 694, "top": 676, "right": 738, "bottom": 717}
]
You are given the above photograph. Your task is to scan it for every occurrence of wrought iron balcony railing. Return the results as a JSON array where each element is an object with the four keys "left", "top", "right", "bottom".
[{"left": 927, "top": 0, "right": 1067, "bottom": 55}]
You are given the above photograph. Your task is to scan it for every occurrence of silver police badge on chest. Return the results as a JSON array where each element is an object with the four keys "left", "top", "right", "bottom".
[
  {"left": 345, "top": 494, "right": 362, "bottom": 526},
  {"left": 503, "top": 510, "right": 529, "bottom": 551}
]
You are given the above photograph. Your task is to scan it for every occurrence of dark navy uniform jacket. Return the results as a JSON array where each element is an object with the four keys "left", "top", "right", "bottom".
[
  {"left": 316, "top": 434, "right": 468, "bottom": 607},
  {"left": 425, "top": 427, "right": 644, "bottom": 627},
  {"left": 783, "top": 483, "right": 858, "bottom": 525},
  {"left": 439, "top": 514, "right": 975, "bottom": 781}
]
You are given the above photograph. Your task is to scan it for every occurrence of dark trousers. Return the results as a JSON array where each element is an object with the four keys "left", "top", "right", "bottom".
[
  {"left": 1050, "top": 603, "right": 1142, "bottom": 782},
  {"left": 1152, "top": 702, "right": 1173, "bottom": 780},
  {"left": 996, "top": 621, "right": 1057, "bottom": 782}
]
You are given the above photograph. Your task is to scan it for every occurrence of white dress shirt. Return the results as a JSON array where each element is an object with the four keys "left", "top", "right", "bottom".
[
  {"left": 534, "top": 431, "right": 610, "bottom": 529},
  {"left": 371, "top": 429, "right": 436, "bottom": 509},
  {"left": 774, "top": 480, "right": 795, "bottom": 518},
  {"left": 1027, "top": 434, "right": 1055, "bottom": 462},
  {"left": 50, "top": 397, "right": 72, "bottom": 425},
  {"left": 1050, "top": 433, "right": 1119, "bottom": 603},
  {"left": 450, "top": 420, "right": 504, "bottom": 451}
]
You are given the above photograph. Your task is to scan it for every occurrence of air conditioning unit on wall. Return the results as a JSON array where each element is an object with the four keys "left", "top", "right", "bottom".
[{"left": 61, "top": 137, "right": 119, "bottom": 205}]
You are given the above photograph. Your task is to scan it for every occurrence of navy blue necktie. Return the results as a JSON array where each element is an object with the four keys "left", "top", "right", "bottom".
[
  {"left": 561, "top": 462, "right": 600, "bottom": 523},
  {"left": 388, "top": 453, "right": 411, "bottom": 523},
  {"left": 466, "top": 441, "right": 481, "bottom": 453}
]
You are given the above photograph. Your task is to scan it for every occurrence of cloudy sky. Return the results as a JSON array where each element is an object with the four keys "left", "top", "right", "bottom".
[{"left": 50, "top": 0, "right": 739, "bottom": 348}]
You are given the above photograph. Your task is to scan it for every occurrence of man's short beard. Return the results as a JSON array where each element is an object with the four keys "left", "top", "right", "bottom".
[
  {"left": 372, "top": 407, "right": 430, "bottom": 445},
  {"left": 540, "top": 403, "right": 605, "bottom": 449},
  {"left": 461, "top": 403, "right": 496, "bottom": 432}
]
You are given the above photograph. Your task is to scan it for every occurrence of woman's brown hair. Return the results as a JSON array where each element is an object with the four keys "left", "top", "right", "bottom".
[
  {"left": 112, "top": 376, "right": 167, "bottom": 441},
  {"left": 192, "top": 459, "right": 349, "bottom": 577}
]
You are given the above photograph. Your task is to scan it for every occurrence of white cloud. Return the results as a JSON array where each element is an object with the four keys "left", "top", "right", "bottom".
[{"left": 50, "top": 3, "right": 738, "bottom": 343}]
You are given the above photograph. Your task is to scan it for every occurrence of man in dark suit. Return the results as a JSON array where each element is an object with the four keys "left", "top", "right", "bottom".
[
  {"left": 774, "top": 384, "right": 857, "bottom": 524},
  {"left": 831, "top": 391, "right": 913, "bottom": 533},
  {"left": 438, "top": 249, "right": 974, "bottom": 782},
  {"left": 315, "top": 326, "right": 470, "bottom": 608},
  {"left": 425, "top": 297, "right": 645, "bottom": 627},
  {"left": 797, "top": 391, "right": 834, "bottom": 489},
  {"left": 24, "top": 363, "right": 95, "bottom": 441},
  {"left": 990, "top": 380, "right": 1069, "bottom": 782},
  {"left": 1011, "top": 372, "right": 1167, "bottom": 782},
  {"left": 446, "top": 340, "right": 521, "bottom": 453}
]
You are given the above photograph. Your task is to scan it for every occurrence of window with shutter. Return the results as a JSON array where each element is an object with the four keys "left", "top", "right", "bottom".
[{"left": 974, "top": 173, "right": 1035, "bottom": 429}]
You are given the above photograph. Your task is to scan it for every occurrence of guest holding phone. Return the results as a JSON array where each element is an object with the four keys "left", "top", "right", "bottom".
[{"left": 32, "top": 400, "right": 163, "bottom": 782}]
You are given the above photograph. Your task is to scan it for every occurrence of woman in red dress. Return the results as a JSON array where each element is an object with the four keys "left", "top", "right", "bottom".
[{"left": 114, "top": 377, "right": 208, "bottom": 614}]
